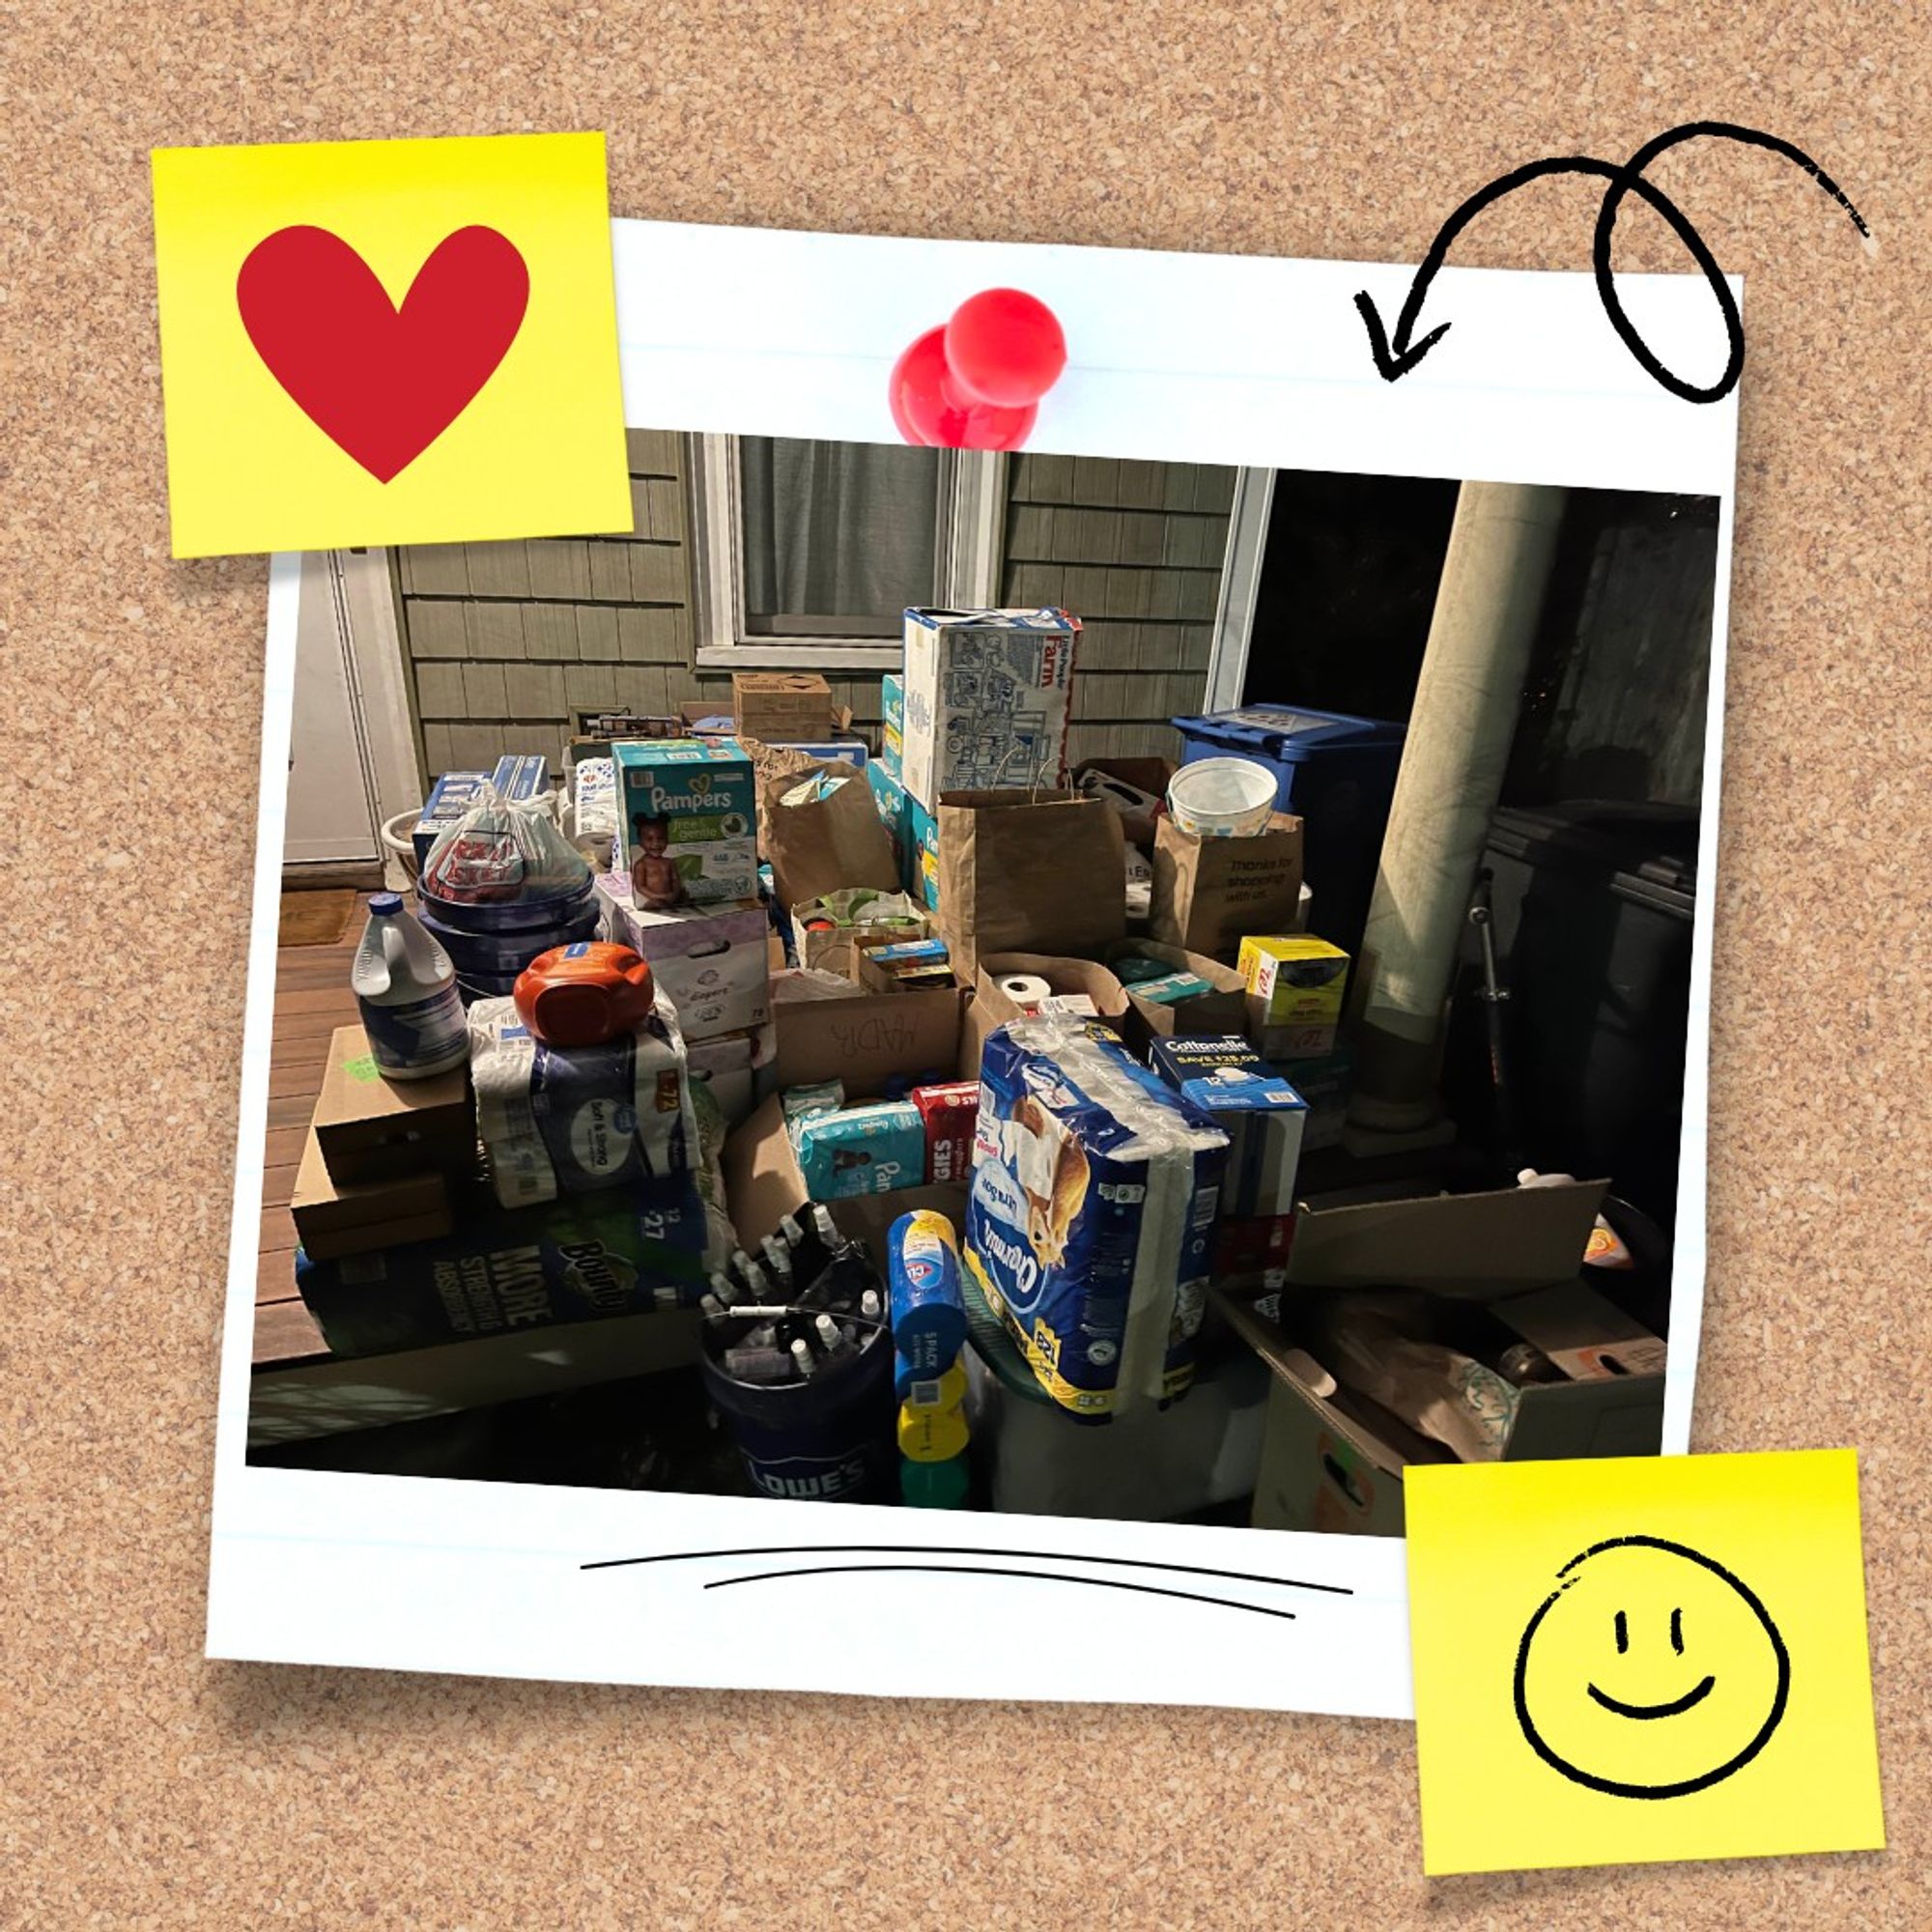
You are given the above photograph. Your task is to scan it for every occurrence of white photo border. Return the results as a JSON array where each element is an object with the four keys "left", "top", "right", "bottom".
[{"left": 207, "top": 219, "right": 1739, "bottom": 1717}]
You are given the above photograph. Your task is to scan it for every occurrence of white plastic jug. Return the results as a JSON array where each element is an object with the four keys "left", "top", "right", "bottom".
[{"left": 352, "top": 893, "right": 469, "bottom": 1078}]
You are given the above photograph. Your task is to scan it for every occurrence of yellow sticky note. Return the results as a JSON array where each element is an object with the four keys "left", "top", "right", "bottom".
[
  {"left": 152, "top": 132, "right": 629, "bottom": 557},
  {"left": 1406, "top": 1449, "right": 1884, "bottom": 1875}
]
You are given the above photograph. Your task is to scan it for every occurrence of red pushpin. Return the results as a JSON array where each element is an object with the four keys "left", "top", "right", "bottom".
[{"left": 890, "top": 288, "right": 1065, "bottom": 450}]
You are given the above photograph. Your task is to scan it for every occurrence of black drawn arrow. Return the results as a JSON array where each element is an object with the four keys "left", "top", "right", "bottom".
[{"left": 1354, "top": 120, "right": 1869, "bottom": 402}]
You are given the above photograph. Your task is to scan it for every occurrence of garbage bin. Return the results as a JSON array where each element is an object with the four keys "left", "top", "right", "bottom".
[
  {"left": 1454, "top": 801, "right": 1699, "bottom": 1229},
  {"left": 1170, "top": 704, "right": 1406, "bottom": 956}
]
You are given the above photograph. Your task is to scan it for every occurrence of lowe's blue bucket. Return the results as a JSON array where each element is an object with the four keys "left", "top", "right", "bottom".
[{"left": 701, "top": 1318, "right": 897, "bottom": 1504}]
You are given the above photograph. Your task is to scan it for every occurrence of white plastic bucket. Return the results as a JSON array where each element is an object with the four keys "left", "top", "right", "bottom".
[{"left": 1166, "top": 756, "right": 1278, "bottom": 837}]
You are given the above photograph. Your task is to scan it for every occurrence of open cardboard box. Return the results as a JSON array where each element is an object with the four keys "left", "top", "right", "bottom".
[
  {"left": 1102, "top": 938, "right": 1249, "bottom": 1047},
  {"left": 769, "top": 978, "right": 965, "bottom": 1093},
  {"left": 1217, "top": 1178, "right": 1665, "bottom": 1535},
  {"left": 957, "top": 952, "right": 1131, "bottom": 1078},
  {"left": 1072, "top": 754, "right": 1176, "bottom": 848}
]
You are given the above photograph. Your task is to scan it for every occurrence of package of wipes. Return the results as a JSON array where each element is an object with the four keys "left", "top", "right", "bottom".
[
  {"left": 469, "top": 993, "right": 698, "bottom": 1209},
  {"left": 964, "top": 1016, "right": 1228, "bottom": 1419}
]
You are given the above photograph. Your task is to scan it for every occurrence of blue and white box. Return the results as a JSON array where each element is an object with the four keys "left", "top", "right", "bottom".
[
  {"left": 1149, "top": 1034, "right": 1307, "bottom": 1218},
  {"left": 900, "top": 607, "right": 1080, "bottom": 808}
]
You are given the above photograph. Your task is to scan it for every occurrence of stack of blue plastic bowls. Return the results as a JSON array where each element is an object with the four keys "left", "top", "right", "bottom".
[{"left": 416, "top": 876, "right": 603, "bottom": 1005}]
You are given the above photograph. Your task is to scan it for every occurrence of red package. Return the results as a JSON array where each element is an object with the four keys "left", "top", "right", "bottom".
[
  {"left": 1216, "top": 1212, "right": 1296, "bottom": 1281},
  {"left": 912, "top": 1079, "right": 980, "bottom": 1185}
]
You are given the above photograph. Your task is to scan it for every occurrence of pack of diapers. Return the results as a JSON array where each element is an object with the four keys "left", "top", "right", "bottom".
[
  {"left": 965, "top": 1016, "right": 1228, "bottom": 1420},
  {"left": 469, "top": 992, "right": 698, "bottom": 1209},
  {"left": 793, "top": 1099, "right": 925, "bottom": 1201}
]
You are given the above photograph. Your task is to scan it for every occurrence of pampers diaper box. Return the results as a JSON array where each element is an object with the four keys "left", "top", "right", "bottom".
[
  {"left": 900, "top": 607, "right": 1080, "bottom": 809},
  {"left": 613, "top": 737, "right": 759, "bottom": 908},
  {"left": 965, "top": 1016, "right": 1228, "bottom": 1420}
]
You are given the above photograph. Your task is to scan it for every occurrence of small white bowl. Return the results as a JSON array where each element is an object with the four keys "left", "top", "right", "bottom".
[{"left": 1167, "top": 756, "right": 1278, "bottom": 837}]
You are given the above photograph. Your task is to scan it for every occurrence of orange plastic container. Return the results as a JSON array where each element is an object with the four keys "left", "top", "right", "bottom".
[{"left": 512, "top": 942, "right": 658, "bottom": 1047}]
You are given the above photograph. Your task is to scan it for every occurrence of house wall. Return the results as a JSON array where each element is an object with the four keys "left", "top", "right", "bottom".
[
  {"left": 1001, "top": 452, "right": 1233, "bottom": 763},
  {"left": 391, "top": 436, "right": 1234, "bottom": 780}
]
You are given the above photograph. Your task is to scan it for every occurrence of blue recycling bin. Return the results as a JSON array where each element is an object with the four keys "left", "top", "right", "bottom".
[{"left": 1169, "top": 704, "right": 1406, "bottom": 956}]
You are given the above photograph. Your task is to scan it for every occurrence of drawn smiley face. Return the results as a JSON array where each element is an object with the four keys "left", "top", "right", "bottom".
[{"left": 1513, "top": 1535, "right": 1791, "bottom": 1799}]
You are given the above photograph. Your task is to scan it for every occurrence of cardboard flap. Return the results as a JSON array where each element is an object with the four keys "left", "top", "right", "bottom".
[
  {"left": 770, "top": 982, "right": 964, "bottom": 1093},
  {"left": 1288, "top": 1179, "right": 1609, "bottom": 1295}
]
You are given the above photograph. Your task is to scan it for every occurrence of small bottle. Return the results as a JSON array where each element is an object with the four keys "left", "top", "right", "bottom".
[
  {"left": 351, "top": 893, "right": 468, "bottom": 1078},
  {"left": 789, "top": 1337, "right": 816, "bottom": 1381}
]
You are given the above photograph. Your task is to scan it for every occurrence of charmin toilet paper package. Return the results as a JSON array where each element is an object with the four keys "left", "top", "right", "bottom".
[
  {"left": 469, "top": 994, "right": 699, "bottom": 1209},
  {"left": 964, "top": 1017, "right": 1228, "bottom": 1419}
]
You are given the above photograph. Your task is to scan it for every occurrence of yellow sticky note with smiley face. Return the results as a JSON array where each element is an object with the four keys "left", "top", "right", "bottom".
[
  {"left": 151, "top": 131, "right": 630, "bottom": 557},
  {"left": 1405, "top": 1449, "right": 1884, "bottom": 1874}
]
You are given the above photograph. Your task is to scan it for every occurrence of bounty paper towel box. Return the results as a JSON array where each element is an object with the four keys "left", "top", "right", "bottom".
[
  {"left": 900, "top": 608, "right": 1080, "bottom": 809},
  {"left": 614, "top": 737, "right": 759, "bottom": 910}
]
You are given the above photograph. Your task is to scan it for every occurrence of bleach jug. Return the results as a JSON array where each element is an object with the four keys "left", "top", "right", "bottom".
[{"left": 353, "top": 893, "right": 469, "bottom": 1078}]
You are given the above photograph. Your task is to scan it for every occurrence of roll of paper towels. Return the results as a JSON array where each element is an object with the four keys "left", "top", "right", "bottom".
[{"left": 997, "top": 974, "right": 1054, "bottom": 1012}]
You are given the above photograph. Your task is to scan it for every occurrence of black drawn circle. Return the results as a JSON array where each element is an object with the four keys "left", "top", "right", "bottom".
[{"left": 1512, "top": 1533, "right": 1792, "bottom": 1800}]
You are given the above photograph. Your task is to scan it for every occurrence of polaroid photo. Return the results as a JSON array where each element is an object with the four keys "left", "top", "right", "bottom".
[{"left": 208, "top": 220, "right": 1736, "bottom": 1714}]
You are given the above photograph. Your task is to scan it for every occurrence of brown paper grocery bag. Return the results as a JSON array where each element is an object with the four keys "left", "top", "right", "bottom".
[
  {"left": 1149, "top": 810, "right": 1304, "bottom": 962},
  {"left": 936, "top": 787, "right": 1125, "bottom": 979},
  {"left": 762, "top": 761, "right": 899, "bottom": 910}
]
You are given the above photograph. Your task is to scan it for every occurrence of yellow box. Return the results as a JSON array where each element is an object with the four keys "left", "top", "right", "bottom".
[
  {"left": 1237, "top": 934, "right": 1350, "bottom": 1059},
  {"left": 151, "top": 131, "right": 629, "bottom": 557}
]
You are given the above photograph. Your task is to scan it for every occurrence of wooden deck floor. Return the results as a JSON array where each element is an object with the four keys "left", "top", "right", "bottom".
[{"left": 254, "top": 895, "right": 368, "bottom": 1364}]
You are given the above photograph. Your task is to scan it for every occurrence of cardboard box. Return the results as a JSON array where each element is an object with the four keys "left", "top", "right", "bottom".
[
  {"left": 900, "top": 607, "right": 1080, "bottom": 809},
  {"left": 866, "top": 758, "right": 912, "bottom": 884},
  {"left": 880, "top": 671, "right": 905, "bottom": 778},
  {"left": 1287, "top": 1174, "right": 1609, "bottom": 1298},
  {"left": 575, "top": 711, "right": 689, "bottom": 751},
  {"left": 769, "top": 735, "right": 867, "bottom": 767},
  {"left": 1150, "top": 812, "right": 1304, "bottom": 962},
  {"left": 311, "top": 1024, "right": 473, "bottom": 1186},
  {"left": 1073, "top": 755, "right": 1176, "bottom": 848},
  {"left": 613, "top": 736, "right": 759, "bottom": 907},
  {"left": 685, "top": 1025, "right": 774, "bottom": 1129},
  {"left": 1278, "top": 1043, "right": 1351, "bottom": 1151},
  {"left": 290, "top": 1128, "right": 453, "bottom": 1261},
  {"left": 769, "top": 980, "right": 966, "bottom": 1093},
  {"left": 908, "top": 794, "right": 941, "bottom": 910},
  {"left": 677, "top": 701, "right": 735, "bottom": 734},
  {"left": 593, "top": 872, "right": 770, "bottom": 1040},
  {"left": 1239, "top": 934, "right": 1350, "bottom": 1058},
  {"left": 723, "top": 1093, "right": 967, "bottom": 1276},
  {"left": 1223, "top": 1275, "right": 1667, "bottom": 1536},
  {"left": 732, "top": 671, "right": 837, "bottom": 743},
  {"left": 1104, "top": 939, "right": 1249, "bottom": 1043},
  {"left": 787, "top": 888, "right": 931, "bottom": 979},
  {"left": 1148, "top": 1034, "right": 1307, "bottom": 1218},
  {"left": 958, "top": 952, "right": 1131, "bottom": 1077}
]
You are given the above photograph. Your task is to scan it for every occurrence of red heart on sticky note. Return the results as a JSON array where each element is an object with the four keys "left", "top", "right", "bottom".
[{"left": 237, "top": 224, "right": 530, "bottom": 482}]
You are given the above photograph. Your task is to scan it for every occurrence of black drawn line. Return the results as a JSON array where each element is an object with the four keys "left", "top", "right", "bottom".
[
  {"left": 699, "top": 1562, "right": 1298, "bottom": 1621},
  {"left": 579, "top": 1542, "right": 1352, "bottom": 1595},
  {"left": 1588, "top": 1674, "right": 1715, "bottom": 1720},
  {"left": 1355, "top": 119, "right": 1868, "bottom": 402}
]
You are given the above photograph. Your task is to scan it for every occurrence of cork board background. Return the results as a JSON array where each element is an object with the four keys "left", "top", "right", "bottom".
[{"left": 6, "top": 2, "right": 1926, "bottom": 1922}]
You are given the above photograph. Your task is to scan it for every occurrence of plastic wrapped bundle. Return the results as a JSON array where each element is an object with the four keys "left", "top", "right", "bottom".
[
  {"left": 469, "top": 992, "right": 699, "bottom": 1210},
  {"left": 420, "top": 781, "right": 592, "bottom": 912},
  {"left": 965, "top": 1016, "right": 1228, "bottom": 1420}
]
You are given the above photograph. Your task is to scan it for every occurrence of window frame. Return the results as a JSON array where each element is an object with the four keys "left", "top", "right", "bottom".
[{"left": 687, "top": 434, "right": 1007, "bottom": 669}]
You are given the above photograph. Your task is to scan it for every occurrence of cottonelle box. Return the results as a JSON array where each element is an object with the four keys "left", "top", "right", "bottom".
[{"left": 1218, "top": 1178, "right": 1666, "bottom": 1535}]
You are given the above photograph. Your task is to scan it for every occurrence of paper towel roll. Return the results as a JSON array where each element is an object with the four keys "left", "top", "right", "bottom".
[{"left": 997, "top": 974, "right": 1053, "bottom": 1012}]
